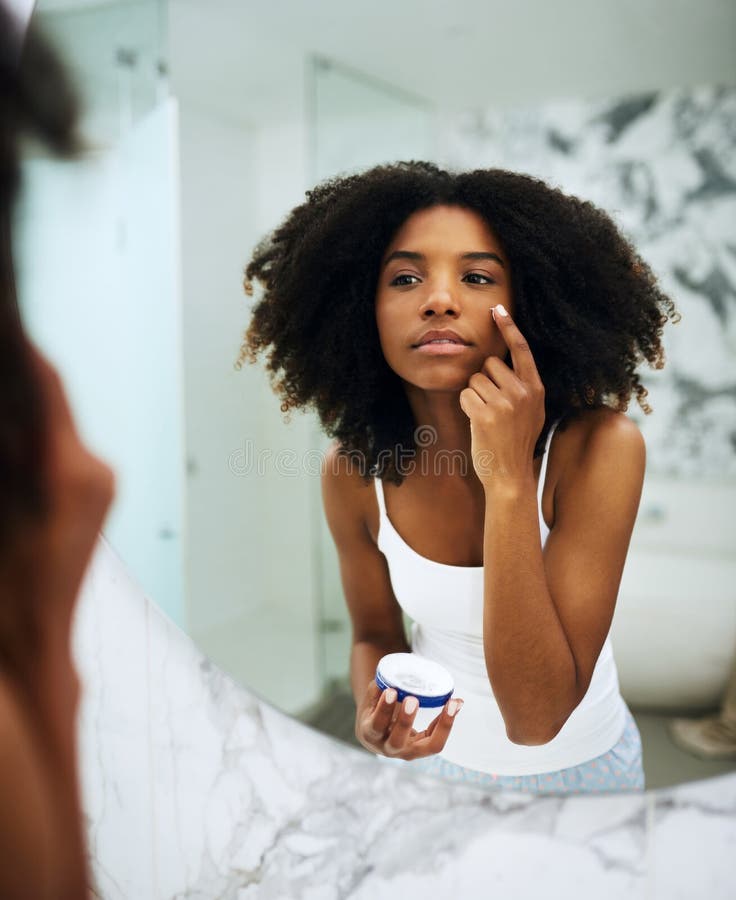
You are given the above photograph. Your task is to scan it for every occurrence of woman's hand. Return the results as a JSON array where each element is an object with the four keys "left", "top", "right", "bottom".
[
  {"left": 355, "top": 681, "right": 463, "bottom": 760},
  {"left": 459, "top": 304, "right": 546, "bottom": 492}
]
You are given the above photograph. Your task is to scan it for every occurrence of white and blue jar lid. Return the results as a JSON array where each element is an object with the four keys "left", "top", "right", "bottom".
[{"left": 375, "top": 652, "right": 454, "bottom": 708}]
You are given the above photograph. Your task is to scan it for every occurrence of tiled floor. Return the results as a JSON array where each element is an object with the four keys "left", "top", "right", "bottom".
[{"left": 633, "top": 708, "right": 736, "bottom": 789}]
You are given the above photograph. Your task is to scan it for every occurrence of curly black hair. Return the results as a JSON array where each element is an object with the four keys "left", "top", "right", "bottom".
[{"left": 236, "top": 161, "right": 680, "bottom": 485}]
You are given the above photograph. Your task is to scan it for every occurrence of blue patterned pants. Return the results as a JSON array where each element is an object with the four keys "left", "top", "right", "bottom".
[{"left": 390, "top": 705, "right": 645, "bottom": 795}]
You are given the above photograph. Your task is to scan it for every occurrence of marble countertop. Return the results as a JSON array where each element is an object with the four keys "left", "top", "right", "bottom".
[{"left": 73, "top": 538, "right": 735, "bottom": 899}]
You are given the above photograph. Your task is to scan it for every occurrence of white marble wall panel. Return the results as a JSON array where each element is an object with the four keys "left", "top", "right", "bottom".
[
  {"left": 650, "top": 774, "right": 736, "bottom": 898},
  {"left": 73, "top": 538, "right": 156, "bottom": 899},
  {"left": 439, "top": 86, "right": 736, "bottom": 478}
]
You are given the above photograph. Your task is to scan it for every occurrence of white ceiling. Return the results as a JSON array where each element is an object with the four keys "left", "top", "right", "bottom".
[
  {"left": 171, "top": 0, "right": 736, "bottom": 119},
  {"left": 36, "top": 0, "right": 736, "bottom": 121}
]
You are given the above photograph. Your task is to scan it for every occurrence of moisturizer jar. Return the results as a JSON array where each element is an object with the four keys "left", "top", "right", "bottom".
[{"left": 376, "top": 652, "right": 455, "bottom": 731}]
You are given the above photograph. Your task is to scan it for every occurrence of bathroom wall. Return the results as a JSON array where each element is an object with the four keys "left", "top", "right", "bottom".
[
  {"left": 176, "top": 99, "right": 261, "bottom": 636},
  {"left": 169, "top": 27, "right": 327, "bottom": 712},
  {"left": 438, "top": 86, "right": 736, "bottom": 478}
]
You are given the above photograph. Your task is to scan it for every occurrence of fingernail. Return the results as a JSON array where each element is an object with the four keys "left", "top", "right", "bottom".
[
  {"left": 405, "top": 696, "right": 418, "bottom": 715},
  {"left": 495, "top": 304, "right": 508, "bottom": 317},
  {"left": 447, "top": 700, "right": 458, "bottom": 717},
  {"left": 385, "top": 689, "right": 397, "bottom": 705}
]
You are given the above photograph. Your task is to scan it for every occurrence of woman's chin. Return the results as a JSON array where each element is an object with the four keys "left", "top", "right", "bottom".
[{"left": 402, "top": 373, "right": 475, "bottom": 394}]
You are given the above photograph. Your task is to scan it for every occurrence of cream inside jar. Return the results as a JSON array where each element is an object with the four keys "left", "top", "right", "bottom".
[{"left": 376, "top": 652, "right": 455, "bottom": 731}]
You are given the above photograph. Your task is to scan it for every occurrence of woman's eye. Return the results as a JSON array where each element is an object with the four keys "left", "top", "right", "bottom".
[
  {"left": 464, "top": 272, "right": 495, "bottom": 285},
  {"left": 390, "top": 274, "right": 421, "bottom": 286}
]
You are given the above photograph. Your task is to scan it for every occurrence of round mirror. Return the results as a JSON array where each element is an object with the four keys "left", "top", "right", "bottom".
[{"left": 16, "top": 0, "right": 736, "bottom": 793}]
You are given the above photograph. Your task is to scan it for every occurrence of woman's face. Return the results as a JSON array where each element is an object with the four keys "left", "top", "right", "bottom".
[{"left": 375, "top": 204, "right": 514, "bottom": 393}]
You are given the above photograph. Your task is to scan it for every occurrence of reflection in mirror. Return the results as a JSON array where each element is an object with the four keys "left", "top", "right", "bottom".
[{"left": 16, "top": 0, "right": 736, "bottom": 793}]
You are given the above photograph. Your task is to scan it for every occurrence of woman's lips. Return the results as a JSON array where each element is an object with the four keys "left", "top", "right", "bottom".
[{"left": 413, "top": 341, "right": 471, "bottom": 355}]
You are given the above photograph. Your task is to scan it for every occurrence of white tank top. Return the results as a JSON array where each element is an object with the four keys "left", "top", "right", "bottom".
[{"left": 373, "top": 417, "right": 627, "bottom": 775}]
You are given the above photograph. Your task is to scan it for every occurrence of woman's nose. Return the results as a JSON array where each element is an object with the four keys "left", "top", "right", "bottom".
[{"left": 420, "top": 285, "right": 460, "bottom": 317}]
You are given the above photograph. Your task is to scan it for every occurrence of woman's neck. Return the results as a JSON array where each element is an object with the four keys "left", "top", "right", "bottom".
[{"left": 403, "top": 386, "right": 474, "bottom": 477}]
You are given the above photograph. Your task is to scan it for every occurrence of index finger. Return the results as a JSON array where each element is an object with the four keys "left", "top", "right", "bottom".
[{"left": 491, "top": 305, "right": 541, "bottom": 386}]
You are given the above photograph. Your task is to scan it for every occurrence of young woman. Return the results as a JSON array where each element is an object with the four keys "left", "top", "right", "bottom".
[
  {"left": 0, "top": 8, "right": 116, "bottom": 896},
  {"left": 238, "top": 162, "right": 680, "bottom": 794}
]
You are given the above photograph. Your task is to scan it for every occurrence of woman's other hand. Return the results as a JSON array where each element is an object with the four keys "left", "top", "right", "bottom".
[{"left": 355, "top": 681, "right": 463, "bottom": 760}]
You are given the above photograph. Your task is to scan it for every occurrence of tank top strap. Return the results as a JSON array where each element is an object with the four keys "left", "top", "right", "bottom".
[
  {"left": 374, "top": 475, "right": 387, "bottom": 519},
  {"left": 537, "top": 416, "right": 562, "bottom": 508},
  {"left": 375, "top": 420, "right": 561, "bottom": 524}
]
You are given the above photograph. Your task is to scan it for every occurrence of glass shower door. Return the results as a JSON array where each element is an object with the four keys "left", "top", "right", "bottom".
[{"left": 307, "top": 56, "right": 436, "bottom": 719}]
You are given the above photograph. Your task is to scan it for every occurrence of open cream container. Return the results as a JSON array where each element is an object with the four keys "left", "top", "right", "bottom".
[{"left": 375, "top": 652, "right": 455, "bottom": 731}]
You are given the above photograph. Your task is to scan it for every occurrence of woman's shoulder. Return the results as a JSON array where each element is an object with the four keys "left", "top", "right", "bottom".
[
  {"left": 555, "top": 407, "right": 645, "bottom": 498},
  {"left": 558, "top": 406, "right": 642, "bottom": 445},
  {"left": 321, "top": 440, "right": 375, "bottom": 539},
  {"left": 322, "top": 440, "right": 375, "bottom": 488}
]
